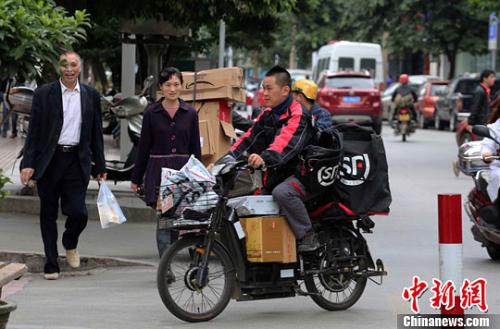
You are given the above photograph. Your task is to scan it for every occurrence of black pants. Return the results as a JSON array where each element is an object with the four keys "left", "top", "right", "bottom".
[{"left": 37, "top": 149, "right": 89, "bottom": 273}]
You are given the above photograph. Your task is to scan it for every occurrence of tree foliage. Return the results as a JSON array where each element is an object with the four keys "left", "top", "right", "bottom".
[
  {"left": 0, "top": 0, "right": 91, "bottom": 83},
  {"left": 0, "top": 169, "right": 12, "bottom": 199},
  {"left": 257, "top": 0, "right": 490, "bottom": 78}
]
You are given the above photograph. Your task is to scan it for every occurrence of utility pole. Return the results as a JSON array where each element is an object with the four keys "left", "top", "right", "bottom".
[{"left": 218, "top": 20, "right": 226, "bottom": 68}]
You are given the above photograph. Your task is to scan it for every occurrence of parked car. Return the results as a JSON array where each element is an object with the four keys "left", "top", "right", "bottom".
[
  {"left": 381, "top": 75, "right": 438, "bottom": 121},
  {"left": 317, "top": 71, "right": 382, "bottom": 134},
  {"left": 434, "top": 76, "right": 480, "bottom": 131},
  {"left": 414, "top": 79, "right": 449, "bottom": 128}
]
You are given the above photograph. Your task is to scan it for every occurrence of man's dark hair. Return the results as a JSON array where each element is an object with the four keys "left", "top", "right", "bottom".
[
  {"left": 265, "top": 65, "right": 291, "bottom": 88},
  {"left": 159, "top": 67, "right": 183, "bottom": 85},
  {"left": 480, "top": 69, "right": 496, "bottom": 82}
]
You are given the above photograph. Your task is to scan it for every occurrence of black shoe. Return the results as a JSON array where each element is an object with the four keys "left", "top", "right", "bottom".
[
  {"left": 298, "top": 230, "right": 320, "bottom": 252},
  {"left": 10, "top": 133, "right": 17, "bottom": 138},
  {"left": 1, "top": 131, "right": 6, "bottom": 138}
]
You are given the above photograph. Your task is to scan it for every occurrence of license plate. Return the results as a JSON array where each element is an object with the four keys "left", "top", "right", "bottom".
[
  {"left": 399, "top": 113, "right": 410, "bottom": 121},
  {"left": 343, "top": 96, "right": 360, "bottom": 103}
]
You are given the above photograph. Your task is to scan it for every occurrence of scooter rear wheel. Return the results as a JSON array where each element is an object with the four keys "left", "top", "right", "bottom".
[
  {"left": 304, "top": 234, "right": 368, "bottom": 311},
  {"left": 157, "top": 236, "right": 235, "bottom": 322}
]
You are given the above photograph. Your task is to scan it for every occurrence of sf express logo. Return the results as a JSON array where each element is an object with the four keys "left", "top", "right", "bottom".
[
  {"left": 317, "top": 165, "right": 340, "bottom": 187},
  {"left": 339, "top": 154, "right": 370, "bottom": 186}
]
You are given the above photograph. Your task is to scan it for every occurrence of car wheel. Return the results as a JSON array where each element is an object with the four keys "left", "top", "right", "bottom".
[
  {"left": 449, "top": 113, "right": 457, "bottom": 132},
  {"left": 434, "top": 110, "right": 444, "bottom": 130},
  {"left": 418, "top": 113, "right": 427, "bottom": 129}
]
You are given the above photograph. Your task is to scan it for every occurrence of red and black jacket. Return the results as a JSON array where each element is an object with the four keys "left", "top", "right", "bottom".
[{"left": 231, "top": 95, "right": 313, "bottom": 189}]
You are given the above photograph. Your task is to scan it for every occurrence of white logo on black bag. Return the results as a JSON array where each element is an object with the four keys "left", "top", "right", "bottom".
[
  {"left": 317, "top": 165, "right": 339, "bottom": 187},
  {"left": 339, "top": 154, "right": 370, "bottom": 186}
]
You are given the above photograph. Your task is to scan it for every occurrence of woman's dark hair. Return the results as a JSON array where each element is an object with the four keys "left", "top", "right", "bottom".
[
  {"left": 480, "top": 69, "right": 496, "bottom": 82},
  {"left": 159, "top": 67, "right": 183, "bottom": 86}
]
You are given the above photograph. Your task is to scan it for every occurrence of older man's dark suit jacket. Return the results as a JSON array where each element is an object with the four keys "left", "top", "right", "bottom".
[{"left": 21, "top": 80, "right": 106, "bottom": 181}]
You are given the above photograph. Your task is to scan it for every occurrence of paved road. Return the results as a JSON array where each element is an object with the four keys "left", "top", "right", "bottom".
[{"left": 2, "top": 125, "right": 499, "bottom": 329}]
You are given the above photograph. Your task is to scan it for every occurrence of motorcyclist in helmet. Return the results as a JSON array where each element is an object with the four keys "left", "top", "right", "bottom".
[
  {"left": 291, "top": 79, "right": 332, "bottom": 131},
  {"left": 391, "top": 74, "right": 417, "bottom": 124}
]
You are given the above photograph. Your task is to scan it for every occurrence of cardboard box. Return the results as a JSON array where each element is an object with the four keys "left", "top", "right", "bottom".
[
  {"left": 181, "top": 67, "right": 245, "bottom": 103},
  {"left": 180, "top": 85, "right": 246, "bottom": 103},
  {"left": 198, "top": 120, "right": 215, "bottom": 156},
  {"left": 182, "top": 67, "right": 244, "bottom": 89},
  {"left": 240, "top": 216, "right": 297, "bottom": 263},
  {"left": 192, "top": 101, "right": 236, "bottom": 166}
]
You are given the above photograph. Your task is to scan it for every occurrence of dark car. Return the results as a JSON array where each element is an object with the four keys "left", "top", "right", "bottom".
[
  {"left": 316, "top": 71, "right": 382, "bottom": 134},
  {"left": 434, "top": 76, "right": 480, "bottom": 131},
  {"left": 414, "top": 79, "right": 449, "bottom": 129}
]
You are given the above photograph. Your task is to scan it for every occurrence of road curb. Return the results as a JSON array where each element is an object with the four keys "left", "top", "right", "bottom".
[
  {"left": 0, "top": 193, "right": 157, "bottom": 223},
  {"left": 0, "top": 250, "right": 156, "bottom": 273}
]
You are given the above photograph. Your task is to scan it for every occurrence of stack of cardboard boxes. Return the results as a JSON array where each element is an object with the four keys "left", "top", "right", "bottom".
[{"left": 180, "top": 67, "right": 245, "bottom": 166}]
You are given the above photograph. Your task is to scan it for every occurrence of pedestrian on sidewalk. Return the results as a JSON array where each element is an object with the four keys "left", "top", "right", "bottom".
[
  {"left": 20, "top": 51, "right": 107, "bottom": 280},
  {"left": 131, "top": 67, "right": 201, "bottom": 257},
  {"left": 468, "top": 69, "right": 496, "bottom": 126}
]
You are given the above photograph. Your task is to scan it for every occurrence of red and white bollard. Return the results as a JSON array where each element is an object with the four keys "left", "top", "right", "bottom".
[{"left": 438, "top": 194, "right": 464, "bottom": 315}]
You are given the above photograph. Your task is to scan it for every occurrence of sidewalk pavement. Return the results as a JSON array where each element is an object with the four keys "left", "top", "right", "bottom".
[{"left": 0, "top": 134, "right": 157, "bottom": 221}]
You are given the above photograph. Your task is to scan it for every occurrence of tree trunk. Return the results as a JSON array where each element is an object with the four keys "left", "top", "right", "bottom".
[
  {"left": 446, "top": 49, "right": 457, "bottom": 80},
  {"left": 289, "top": 24, "right": 297, "bottom": 69}
]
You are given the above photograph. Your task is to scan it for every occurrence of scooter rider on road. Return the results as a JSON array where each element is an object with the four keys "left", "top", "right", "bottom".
[
  {"left": 291, "top": 79, "right": 332, "bottom": 131},
  {"left": 269, "top": 79, "right": 334, "bottom": 252},
  {"left": 391, "top": 74, "right": 417, "bottom": 123},
  {"left": 230, "top": 66, "right": 316, "bottom": 250}
]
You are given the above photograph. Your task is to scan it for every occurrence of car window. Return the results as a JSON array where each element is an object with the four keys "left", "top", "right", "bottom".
[
  {"left": 455, "top": 79, "right": 479, "bottom": 95},
  {"left": 326, "top": 77, "right": 375, "bottom": 89},
  {"left": 360, "top": 58, "right": 376, "bottom": 77},
  {"left": 430, "top": 84, "right": 448, "bottom": 96},
  {"left": 338, "top": 57, "right": 354, "bottom": 71}
]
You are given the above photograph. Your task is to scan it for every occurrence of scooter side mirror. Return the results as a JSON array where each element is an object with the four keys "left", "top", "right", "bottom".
[{"left": 472, "top": 125, "right": 492, "bottom": 139}]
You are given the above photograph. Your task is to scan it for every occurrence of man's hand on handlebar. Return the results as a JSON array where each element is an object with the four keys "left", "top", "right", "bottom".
[
  {"left": 248, "top": 153, "right": 265, "bottom": 169},
  {"left": 482, "top": 151, "right": 500, "bottom": 163}
]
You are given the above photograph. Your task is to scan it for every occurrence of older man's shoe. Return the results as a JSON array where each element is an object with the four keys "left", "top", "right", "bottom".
[
  {"left": 66, "top": 249, "right": 80, "bottom": 268},
  {"left": 44, "top": 272, "right": 59, "bottom": 280}
]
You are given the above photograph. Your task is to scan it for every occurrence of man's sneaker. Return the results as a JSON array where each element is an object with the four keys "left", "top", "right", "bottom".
[
  {"left": 44, "top": 272, "right": 59, "bottom": 280},
  {"left": 66, "top": 249, "right": 80, "bottom": 268},
  {"left": 298, "top": 231, "right": 320, "bottom": 252}
]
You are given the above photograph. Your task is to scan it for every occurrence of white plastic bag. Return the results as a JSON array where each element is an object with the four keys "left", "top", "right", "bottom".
[
  {"left": 97, "top": 181, "right": 127, "bottom": 229},
  {"left": 181, "top": 155, "right": 215, "bottom": 184}
]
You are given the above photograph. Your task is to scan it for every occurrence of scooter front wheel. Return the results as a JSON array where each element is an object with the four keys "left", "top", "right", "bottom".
[{"left": 157, "top": 236, "right": 235, "bottom": 322}]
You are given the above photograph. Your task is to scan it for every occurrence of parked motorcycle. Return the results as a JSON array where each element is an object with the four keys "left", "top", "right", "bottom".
[
  {"left": 6, "top": 86, "right": 35, "bottom": 138},
  {"left": 458, "top": 125, "right": 500, "bottom": 260},
  {"left": 98, "top": 76, "right": 154, "bottom": 182},
  {"left": 156, "top": 156, "right": 387, "bottom": 322},
  {"left": 392, "top": 94, "right": 416, "bottom": 142}
]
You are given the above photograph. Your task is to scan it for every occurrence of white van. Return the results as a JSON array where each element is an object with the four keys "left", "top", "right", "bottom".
[{"left": 312, "top": 41, "right": 383, "bottom": 87}]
